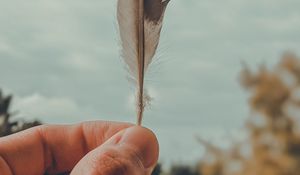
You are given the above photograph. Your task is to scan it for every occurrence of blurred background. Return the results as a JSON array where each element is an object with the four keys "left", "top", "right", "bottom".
[{"left": 1, "top": 0, "right": 300, "bottom": 174}]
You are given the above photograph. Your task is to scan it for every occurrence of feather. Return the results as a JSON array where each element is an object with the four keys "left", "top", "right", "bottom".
[{"left": 117, "top": 0, "right": 170, "bottom": 125}]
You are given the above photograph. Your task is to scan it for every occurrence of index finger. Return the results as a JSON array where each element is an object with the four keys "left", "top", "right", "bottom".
[{"left": 0, "top": 121, "right": 132, "bottom": 175}]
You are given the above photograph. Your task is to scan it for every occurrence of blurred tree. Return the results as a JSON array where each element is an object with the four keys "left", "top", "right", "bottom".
[
  {"left": 169, "top": 165, "right": 199, "bottom": 175},
  {"left": 198, "top": 53, "right": 300, "bottom": 175},
  {"left": 152, "top": 163, "right": 162, "bottom": 175},
  {"left": 0, "top": 89, "right": 41, "bottom": 137},
  {"left": 0, "top": 90, "right": 12, "bottom": 136}
]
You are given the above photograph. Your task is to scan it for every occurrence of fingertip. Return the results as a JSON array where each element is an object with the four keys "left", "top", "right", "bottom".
[{"left": 119, "top": 126, "right": 159, "bottom": 169}]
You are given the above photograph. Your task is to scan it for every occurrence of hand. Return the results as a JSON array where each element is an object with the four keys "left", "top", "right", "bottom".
[{"left": 0, "top": 121, "right": 159, "bottom": 175}]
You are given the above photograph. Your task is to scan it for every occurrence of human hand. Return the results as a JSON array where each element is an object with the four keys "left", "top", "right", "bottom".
[{"left": 0, "top": 121, "right": 159, "bottom": 175}]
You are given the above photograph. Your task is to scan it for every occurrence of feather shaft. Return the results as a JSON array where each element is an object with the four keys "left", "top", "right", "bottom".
[{"left": 137, "top": 0, "right": 145, "bottom": 125}]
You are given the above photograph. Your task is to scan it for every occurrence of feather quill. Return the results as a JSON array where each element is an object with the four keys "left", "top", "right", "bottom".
[{"left": 117, "top": 0, "right": 170, "bottom": 125}]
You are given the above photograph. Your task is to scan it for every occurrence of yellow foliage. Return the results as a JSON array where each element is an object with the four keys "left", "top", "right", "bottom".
[{"left": 199, "top": 53, "right": 300, "bottom": 175}]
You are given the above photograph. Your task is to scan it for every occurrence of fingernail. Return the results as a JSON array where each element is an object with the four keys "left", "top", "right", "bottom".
[{"left": 118, "top": 126, "right": 159, "bottom": 169}]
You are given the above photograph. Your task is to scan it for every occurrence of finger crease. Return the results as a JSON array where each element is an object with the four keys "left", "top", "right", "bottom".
[
  {"left": 78, "top": 124, "right": 90, "bottom": 155},
  {"left": 37, "top": 127, "right": 57, "bottom": 173},
  {"left": 0, "top": 155, "right": 14, "bottom": 175}
]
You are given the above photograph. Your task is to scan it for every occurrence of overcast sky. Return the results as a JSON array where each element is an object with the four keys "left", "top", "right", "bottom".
[{"left": 1, "top": 0, "right": 300, "bottom": 167}]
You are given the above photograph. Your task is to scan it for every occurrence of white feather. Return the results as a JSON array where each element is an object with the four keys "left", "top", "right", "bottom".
[{"left": 117, "top": 0, "right": 170, "bottom": 125}]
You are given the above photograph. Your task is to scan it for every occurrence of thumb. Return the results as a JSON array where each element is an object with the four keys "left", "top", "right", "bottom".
[{"left": 71, "top": 126, "right": 159, "bottom": 175}]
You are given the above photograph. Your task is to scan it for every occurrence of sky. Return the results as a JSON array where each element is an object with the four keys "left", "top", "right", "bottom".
[{"left": 1, "top": 0, "right": 300, "bottom": 168}]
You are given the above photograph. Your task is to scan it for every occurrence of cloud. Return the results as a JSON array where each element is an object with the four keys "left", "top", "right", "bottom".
[
  {"left": 12, "top": 93, "right": 97, "bottom": 123},
  {"left": 61, "top": 53, "right": 100, "bottom": 72}
]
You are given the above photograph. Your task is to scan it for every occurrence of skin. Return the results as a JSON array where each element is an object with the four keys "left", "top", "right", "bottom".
[{"left": 0, "top": 121, "right": 159, "bottom": 175}]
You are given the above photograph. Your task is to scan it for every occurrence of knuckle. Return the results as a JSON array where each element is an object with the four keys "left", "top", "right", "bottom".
[{"left": 33, "top": 124, "right": 50, "bottom": 136}]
